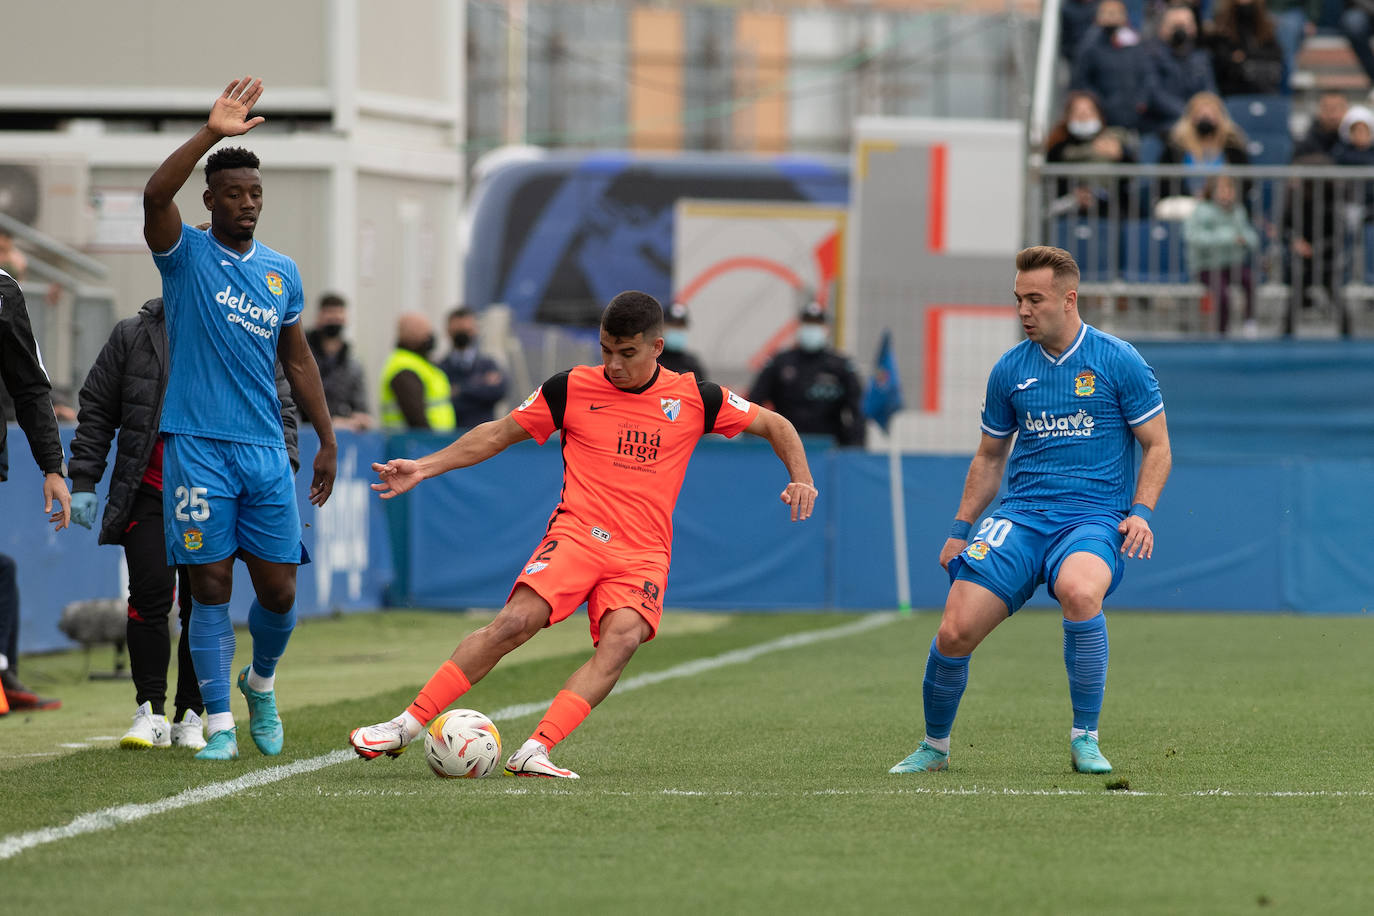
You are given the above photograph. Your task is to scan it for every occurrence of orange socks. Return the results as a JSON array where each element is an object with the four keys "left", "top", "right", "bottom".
[
  {"left": 406, "top": 660, "right": 471, "bottom": 726},
  {"left": 531, "top": 689, "right": 591, "bottom": 751}
]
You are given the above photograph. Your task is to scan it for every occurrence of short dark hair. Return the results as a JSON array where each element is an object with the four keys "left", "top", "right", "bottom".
[
  {"left": 447, "top": 305, "right": 474, "bottom": 322},
  {"left": 1015, "top": 245, "right": 1080, "bottom": 292},
  {"left": 601, "top": 290, "right": 663, "bottom": 340},
  {"left": 205, "top": 147, "right": 261, "bottom": 185},
  {"left": 319, "top": 292, "right": 346, "bottom": 309}
]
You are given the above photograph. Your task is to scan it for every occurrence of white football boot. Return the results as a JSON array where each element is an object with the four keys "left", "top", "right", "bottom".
[
  {"left": 171, "top": 710, "right": 207, "bottom": 750},
  {"left": 349, "top": 719, "right": 412, "bottom": 759},
  {"left": 504, "top": 739, "right": 579, "bottom": 779},
  {"left": 119, "top": 701, "right": 171, "bottom": 749}
]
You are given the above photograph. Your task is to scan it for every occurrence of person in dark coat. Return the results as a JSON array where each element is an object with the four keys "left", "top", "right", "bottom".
[
  {"left": 68, "top": 297, "right": 300, "bottom": 749},
  {"left": 1206, "top": 0, "right": 1285, "bottom": 96},
  {"left": 438, "top": 306, "right": 509, "bottom": 430},
  {"left": 748, "top": 301, "right": 865, "bottom": 447},
  {"left": 1141, "top": 3, "right": 1218, "bottom": 137},
  {"left": 657, "top": 302, "right": 708, "bottom": 380},
  {"left": 1071, "top": 0, "right": 1158, "bottom": 131}
]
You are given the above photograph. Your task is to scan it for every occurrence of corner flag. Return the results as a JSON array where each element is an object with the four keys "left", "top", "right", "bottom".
[{"left": 863, "top": 330, "right": 902, "bottom": 430}]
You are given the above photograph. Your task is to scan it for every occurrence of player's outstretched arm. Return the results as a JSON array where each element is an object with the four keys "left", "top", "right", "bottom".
[
  {"left": 1120, "top": 411, "right": 1171, "bottom": 560},
  {"left": 941, "top": 433, "right": 1013, "bottom": 570},
  {"left": 144, "top": 76, "right": 265, "bottom": 252},
  {"left": 371, "top": 415, "right": 532, "bottom": 499},
  {"left": 279, "top": 322, "right": 337, "bottom": 506},
  {"left": 743, "top": 407, "right": 817, "bottom": 522}
]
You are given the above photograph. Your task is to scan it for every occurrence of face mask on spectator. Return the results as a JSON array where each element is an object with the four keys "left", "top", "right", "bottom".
[
  {"left": 797, "top": 325, "right": 828, "bottom": 352},
  {"left": 1169, "top": 28, "right": 1193, "bottom": 51},
  {"left": 317, "top": 323, "right": 344, "bottom": 339},
  {"left": 1194, "top": 118, "right": 1218, "bottom": 138},
  {"left": 1068, "top": 119, "right": 1102, "bottom": 140},
  {"left": 664, "top": 329, "right": 689, "bottom": 352},
  {"left": 451, "top": 330, "right": 473, "bottom": 349}
]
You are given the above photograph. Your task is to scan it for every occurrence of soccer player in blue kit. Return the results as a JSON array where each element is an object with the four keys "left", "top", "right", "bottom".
[
  {"left": 890, "top": 246, "right": 1172, "bottom": 776},
  {"left": 143, "top": 76, "right": 337, "bottom": 761}
]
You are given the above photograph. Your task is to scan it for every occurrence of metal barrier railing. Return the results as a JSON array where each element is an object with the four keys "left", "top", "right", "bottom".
[{"left": 1035, "top": 163, "right": 1374, "bottom": 337}]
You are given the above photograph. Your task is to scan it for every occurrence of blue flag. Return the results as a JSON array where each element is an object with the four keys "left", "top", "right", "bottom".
[{"left": 863, "top": 329, "right": 903, "bottom": 431}]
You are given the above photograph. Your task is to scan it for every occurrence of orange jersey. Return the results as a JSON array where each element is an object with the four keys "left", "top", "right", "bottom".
[{"left": 510, "top": 364, "right": 760, "bottom": 558}]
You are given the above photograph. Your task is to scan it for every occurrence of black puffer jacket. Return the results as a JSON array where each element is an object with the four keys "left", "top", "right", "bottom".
[{"left": 68, "top": 298, "right": 300, "bottom": 545}]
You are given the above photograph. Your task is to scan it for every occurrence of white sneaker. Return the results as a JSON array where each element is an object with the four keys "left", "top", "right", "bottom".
[
  {"left": 119, "top": 701, "right": 171, "bottom": 749},
  {"left": 349, "top": 720, "right": 411, "bottom": 760},
  {"left": 504, "top": 739, "right": 579, "bottom": 779},
  {"left": 171, "top": 710, "right": 207, "bottom": 750}
]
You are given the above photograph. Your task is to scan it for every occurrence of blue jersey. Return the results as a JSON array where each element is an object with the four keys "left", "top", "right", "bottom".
[
  {"left": 980, "top": 322, "right": 1163, "bottom": 513},
  {"left": 153, "top": 224, "right": 304, "bottom": 447}
]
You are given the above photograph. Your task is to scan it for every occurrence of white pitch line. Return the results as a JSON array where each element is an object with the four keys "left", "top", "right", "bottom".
[{"left": 0, "top": 612, "right": 899, "bottom": 862}]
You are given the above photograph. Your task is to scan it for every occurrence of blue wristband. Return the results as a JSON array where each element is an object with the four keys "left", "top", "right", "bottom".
[
  {"left": 949, "top": 519, "right": 972, "bottom": 540},
  {"left": 1129, "top": 503, "right": 1152, "bottom": 522}
]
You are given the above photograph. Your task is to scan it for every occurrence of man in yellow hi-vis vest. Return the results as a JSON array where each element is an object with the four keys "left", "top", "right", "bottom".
[{"left": 379, "top": 313, "right": 457, "bottom": 431}]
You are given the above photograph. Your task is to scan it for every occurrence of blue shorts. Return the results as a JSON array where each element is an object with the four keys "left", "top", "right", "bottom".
[
  {"left": 948, "top": 506, "right": 1125, "bottom": 614},
  {"left": 162, "top": 434, "right": 305, "bottom": 566}
]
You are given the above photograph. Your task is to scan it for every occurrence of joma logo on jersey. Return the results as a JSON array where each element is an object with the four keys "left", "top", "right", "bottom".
[
  {"left": 616, "top": 426, "right": 662, "bottom": 463},
  {"left": 1074, "top": 371, "right": 1096, "bottom": 396},
  {"left": 1023, "top": 409, "right": 1095, "bottom": 438}
]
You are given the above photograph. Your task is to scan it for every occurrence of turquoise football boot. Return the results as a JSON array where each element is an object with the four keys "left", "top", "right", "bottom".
[
  {"left": 1070, "top": 734, "right": 1112, "bottom": 774},
  {"left": 195, "top": 726, "right": 239, "bottom": 761},
  {"left": 888, "top": 741, "right": 949, "bottom": 773},
  {"left": 237, "top": 666, "right": 284, "bottom": 756}
]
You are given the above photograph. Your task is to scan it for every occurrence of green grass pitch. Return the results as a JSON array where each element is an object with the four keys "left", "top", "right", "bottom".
[{"left": 2, "top": 608, "right": 1373, "bottom": 914}]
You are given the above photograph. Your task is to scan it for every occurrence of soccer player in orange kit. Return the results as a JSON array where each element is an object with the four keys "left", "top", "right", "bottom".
[{"left": 349, "top": 291, "right": 818, "bottom": 777}]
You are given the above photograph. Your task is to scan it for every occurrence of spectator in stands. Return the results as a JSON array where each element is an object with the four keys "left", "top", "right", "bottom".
[
  {"left": 1270, "top": 1, "right": 1321, "bottom": 92},
  {"left": 1046, "top": 91, "right": 1139, "bottom": 217},
  {"left": 1280, "top": 152, "right": 1340, "bottom": 335},
  {"left": 379, "top": 312, "right": 456, "bottom": 432},
  {"left": 1339, "top": 0, "right": 1374, "bottom": 86},
  {"left": 1162, "top": 91, "right": 1251, "bottom": 195},
  {"left": 1143, "top": 3, "right": 1219, "bottom": 137},
  {"left": 657, "top": 302, "right": 709, "bottom": 381},
  {"left": 1293, "top": 91, "right": 1349, "bottom": 158},
  {"left": 1072, "top": 0, "right": 1159, "bottom": 131},
  {"left": 1184, "top": 174, "right": 1261, "bottom": 335},
  {"left": 0, "top": 230, "right": 28, "bottom": 282},
  {"left": 438, "top": 306, "right": 508, "bottom": 430},
  {"left": 304, "top": 292, "right": 373, "bottom": 432},
  {"left": 1061, "top": 0, "right": 1105, "bottom": 61},
  {"left": 1333, "top": 103, "right": 1374, "bottom": 166},
  {"left": 1205, "top": 0, "right": 1285, "bottom": 96}
]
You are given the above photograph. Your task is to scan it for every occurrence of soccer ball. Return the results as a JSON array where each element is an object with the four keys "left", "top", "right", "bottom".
[{"left": 423, "top": 709, "right": 502, "bottom": 779}]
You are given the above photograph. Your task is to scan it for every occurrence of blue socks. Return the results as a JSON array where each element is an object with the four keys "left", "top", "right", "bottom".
[
  {"left": 922, "top": 638, "right": 971, "bottom": 742},
  {"left": 247, "top": 599, "right": 295, "bottom": 684},
  {"left": 188, "top": 600, "right": 234, "bottom": 716},
  {"left": 1063, "top": 612, "right": 1109, "bottom": 732}
]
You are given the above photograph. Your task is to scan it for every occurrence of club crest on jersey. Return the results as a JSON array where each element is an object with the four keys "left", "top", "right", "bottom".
[
  {"left": 523, "top": 561, "right": 548, "bottom": 575},
  {"left": 184, "top": 528, "right": 204, "bottom": 552},
  {"left": 966, "top": 541, "right": 990, "bottom": 561},
  {"left": 264, "top": 271, "right": 284, "bottom": 296},
  {"left": 660, "top": 397, "right": 681, "bottom": 422},
  {"left": 517, "top": 388, "right": 540, "bottom": 411},
  {"left": 1074, "top": 371, "right": 1096, "bottom": 397}
]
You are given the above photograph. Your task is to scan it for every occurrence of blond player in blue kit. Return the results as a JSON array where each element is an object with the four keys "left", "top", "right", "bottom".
[
  {"left": 890, "top": 246, "right": 1172, "bottom": 776},
  {"left": 143, "top": 76, "right": 337, "bottom": 761}
]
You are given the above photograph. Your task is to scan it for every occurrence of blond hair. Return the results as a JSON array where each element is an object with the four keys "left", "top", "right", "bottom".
[{"left": 1015, "top": 246, "right": 1080, "bottom": 292}]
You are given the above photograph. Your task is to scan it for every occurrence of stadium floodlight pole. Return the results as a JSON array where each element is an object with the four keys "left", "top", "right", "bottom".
[
  {"left": 888, "top": 426, "right": 912, "bottom": 615},
  {"left": 1027, "top": 0, "right": 1063, "bottom": 153}
]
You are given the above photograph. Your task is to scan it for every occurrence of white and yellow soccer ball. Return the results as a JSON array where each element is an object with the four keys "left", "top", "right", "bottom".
[{"left": 423, "top": 709, "right": 502, "bottom": 779}]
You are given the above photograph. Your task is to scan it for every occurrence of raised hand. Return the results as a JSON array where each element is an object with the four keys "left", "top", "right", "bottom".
[
  {"left": 208, "top": 76, "right": 266, "bottom": 138},
  {"left": 371, "top": 459, "right": 425, "bottom": 499}
]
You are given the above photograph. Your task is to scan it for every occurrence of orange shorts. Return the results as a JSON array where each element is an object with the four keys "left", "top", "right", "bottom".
[{"left": 509, "top": 524, "right": 667, "bottom": 645}]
